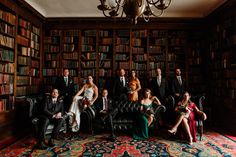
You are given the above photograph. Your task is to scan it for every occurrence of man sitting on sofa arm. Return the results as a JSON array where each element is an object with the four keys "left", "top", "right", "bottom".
[
  {"left": 95, "top": 89, "right": 116, "bottom": 141},
  {"left": 36, "top": 88, "right": 65, "bottom": 149}
]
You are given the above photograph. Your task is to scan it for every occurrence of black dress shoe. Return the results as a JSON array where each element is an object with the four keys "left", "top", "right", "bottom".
[
  {"left": 48, "top": 139, "right": 55, "bottom": 147},
  {"left": 36, "top": 142, "right": 48, "bottom": 150}
]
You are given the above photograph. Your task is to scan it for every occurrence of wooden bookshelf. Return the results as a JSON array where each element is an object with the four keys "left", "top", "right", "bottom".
[
  {"left": 62, "top": 29, "right": 80, "bottom": 91},
  {"left": 148, "top": 30, "right": 167, "bottom": 78},
  {"left": 0, "top": 7, "right": 16, "bottom": 112},
  {"left": 43, "top": 29, "right": 61, "bottom": 93}
]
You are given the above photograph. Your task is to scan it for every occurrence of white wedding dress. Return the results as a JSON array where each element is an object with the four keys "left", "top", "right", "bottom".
[{"left": 69, "top": 87, "right": 94, "bottom": 132}]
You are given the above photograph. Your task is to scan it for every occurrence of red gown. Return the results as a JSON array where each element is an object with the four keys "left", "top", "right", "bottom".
[{"left": 179, "top": 102, "right": 198, "bottom": 142}]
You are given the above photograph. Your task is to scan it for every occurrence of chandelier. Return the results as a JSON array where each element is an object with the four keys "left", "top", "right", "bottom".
[{"left": 97, "top": 0, "right": 171, "bottom": 24}]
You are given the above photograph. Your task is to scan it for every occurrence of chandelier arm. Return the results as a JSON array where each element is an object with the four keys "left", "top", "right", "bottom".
[
  {"left": 146, "top": 0, "right": 161, "bottom": 5},
  {"left": 142, "top": 14, "right": 150, "bottom": 22},
  {"left": 151, "top": 9, "right": 163, "bottom": 17}
]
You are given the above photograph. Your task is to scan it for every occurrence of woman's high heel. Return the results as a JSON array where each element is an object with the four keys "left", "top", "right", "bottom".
[
  {"left": 188, "top": 137, "right": 193, "bottom": 145},
  {"left": 168, "top": 128, "right": 177, "bottom": 135}
]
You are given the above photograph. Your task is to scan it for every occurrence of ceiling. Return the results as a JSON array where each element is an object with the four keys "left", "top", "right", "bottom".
[{"left": 24, "top": 0, "right": 227, "bottom": 18}]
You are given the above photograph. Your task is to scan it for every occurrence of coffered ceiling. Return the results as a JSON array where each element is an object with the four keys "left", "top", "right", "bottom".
[{"left": 24, "top": 0, "right": 227, "bottom": 18}]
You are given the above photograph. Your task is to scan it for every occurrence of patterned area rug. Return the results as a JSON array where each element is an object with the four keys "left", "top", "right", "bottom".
[{"left": 0, "top": 131, "right": 235, "bottom": 157}]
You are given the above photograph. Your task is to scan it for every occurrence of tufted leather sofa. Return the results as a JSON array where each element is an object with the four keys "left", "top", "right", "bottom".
[{"left": 111, "top": 100, "right": 166, "bottom": 132}]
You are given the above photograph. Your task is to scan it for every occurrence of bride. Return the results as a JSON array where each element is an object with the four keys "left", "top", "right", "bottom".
[{"left": 68, "top": 75, "right": 98, "bottom": 132}]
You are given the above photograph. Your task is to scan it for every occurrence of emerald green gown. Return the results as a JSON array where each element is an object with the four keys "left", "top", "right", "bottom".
[{"left": 133, "top": 104, "right": 153, "bottom": 140}]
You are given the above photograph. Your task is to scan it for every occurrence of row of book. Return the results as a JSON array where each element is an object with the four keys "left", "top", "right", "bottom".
[
  {"left": 45, "top": 60, "right": 58, "bottom": 68},
  {"left": 115, "top": 45, "right": 129, "bottom": 52},
  {"left": 44, "top": 45, "right": 60, "bottom": 53},
  {"left": 63, "top": 52, "right": 79, "bottom": 60},
  {"left": 0, "top": 73, "right": 14, "bottom": 84},
  {"left": 0, "top": 48, "right": 14, "bottom": 62},
  {"left": 16, "top": 76, "right": 29, "bottom": 85},
  {"left": 116, "top": 38, "right": 129, "bottom": 45},
  {"left": 132, "top": 54, "right": 147, "bottom": 61},
  {"left": 18, "top": 46, "right": 30, "bottom": 56},
  {"left": 17, "top": 56, "right": 30, "bottom": 65},
  {"left": 17, "top": 66, "right": 29, "bottom": 75},
  {"left": 115, "top": 54, "right": 129, "bottom": 60},
  {"left": 81, "top": 52, "right": 96, "bottom": 60},
  {"left": 0, "top": 9, "right": 16, "bottom": 25},
  {"left": 0, "top": 97, "right": 14, "bottom": 112},
  {"left": 44, "top": 36, "right": 60, "bottom": 44},
  {"left": 150, "top": 30, "right": 167, "bottom": 37},
  {"left": 149, "top": 62, "right": 165, "bottom": 70},
  {"left": 98, "top": 53, "right": 112, "bottom": 60},
  {"left": 100, "top": 38, "right": 113, "bottom": 45},
  {"left": 99, "top": 45, "right": 111, "bottom": 52},
  {"left": 149, "top": 54, "right": 166, "bottom": 62},
  {"left": 132, "top": 62, "right": 146, "bottom": 70},
  {"left": 81, "top": 45, "right": 94, "bottom": 51},
  {"left": 18, "top": 18, "right": 31, "bottom": 29},
  {"left": 115, "top": 62, "right": 129, "bottom": 69},
  {"left": 84, "top": 30, "right": 96, "bottom": 36},
  {"left": 0, "top": 84, "right": 13, "bottom": 95},
  {"left": 62, "top": 60, "right": 79, "bottom": 68},
  {"left": 32, "top": 26, "right": 40, "bottom": 35},
  {"left": 148, "top": 46, "right": 165, "bottom": 54},
  {"left": 0, "top": 63, "right": 14, "bottom": 73},
  {"left": 132, "top": 47, "right": 145, "bottom": 54},
  {"left": 19, "top": 27, "right": 30, "bottom": 39},
  {"left": 99, "top": 30, "right": 111, "bottom": 37},
  {"left": 131, "top": 38, "right": 143, "bottom": 46},
  {"left": 81, "top": 61, "right": 96, "bottom": 68},
  {"left": 188, "top": 58, "right": 202, "bottom": 65},
  {"left": 30, "top": 49, "right": 40, "bottom": 58},
  {"left": 31, "top": 60, "right": 39, "bottom": 68},
  {"left": 43, "top": 68, "right": 58, "bottom": 76},
  {"left": 169, "top": 38, "right": 186, "bottom": 45},
  {"left": 30, "top": 77, "right": 41, "bottom": 85},
  {"left": 0, "top": 34, "right": 14, "bottom": 48},
  {"left": 99, "top": 60, "right": 111, "bottom": 68},
  {"left": 81, "top": 69, "right": 96, "bottom": 77},
  {"left": 16, "top": 85, "right": 39, "bottom": 96},
  {"left": 45, "top": 54, "right": 58, "bottom": 61},
  {"left": 30, "top": 68, "right": 40, "bottom": 77},
  {"left": 132, "top": 30, "right": 147, "bottom": 38},
  {"left": 17, "top": 35, "right": 28, "bottom": 46},
  {"left": 99, "top": 69, "right": 112, "bottom": 77},
  {"left": 63, "top": 36, "right": 79, "bottom": 43},
  {"left": 31, "top": 33, "right": 39, "bottom": 43},
  {"left": 82, "top": 37, "right": 95, "bottom": 44},
  {"left": 64, "top": 30, "right": 79, "bottom": 36},
  {"left": 63, "top": 44, "right": 76, "bottom": 52},
  {"left": 0, "top": 21, "right": 15, "bottom": 36}
]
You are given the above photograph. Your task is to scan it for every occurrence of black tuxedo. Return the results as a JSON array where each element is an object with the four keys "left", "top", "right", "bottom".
[
  {"left": 96, "top": 97, "right": 113, "bottom": 113},
  {"left": 95, "top": 97, "right": 115, "bottom": 137},
  {"left": 113, "top": 76, "right": 129, "bottom": 101},
  {"left": 54, "top": 76, "right": 75, "bottom": 111},
  {"left": 150, "top": 77, "right": 168, "bottom": 103},
  {"left": 38, "top": 96, "right": 64, "bottom": 143},
  {"left": 171, "top": 76, "right": 185, "bottom": 101}
]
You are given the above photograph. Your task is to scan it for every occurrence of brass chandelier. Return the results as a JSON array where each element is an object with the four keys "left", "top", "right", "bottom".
[{"left": 97, "top": 0, "right": 171, "bottom": 24}]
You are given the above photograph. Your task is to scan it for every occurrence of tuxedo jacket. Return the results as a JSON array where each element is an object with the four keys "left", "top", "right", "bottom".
[
  {"left": 113, "top": 76, "right": 128, "bottom": 98},
  {"left": 150, "top": 77, "right": 168, "bottom": 100},
  {"left": 43, "top": 96, "right": 64, "bottom": 118},
  {"left": 95, "top": 97, "right": 113, "bottom": 113},
  {"left": 54, "top": 76, "right": 75, "bottom": 97},
  {"left": 171, "top": 76, "right": 185, "bottom": 97}
]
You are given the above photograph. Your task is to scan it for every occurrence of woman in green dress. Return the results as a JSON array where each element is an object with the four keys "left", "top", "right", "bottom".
[{"left": 133, "top": 88, "right": 161, "bottom": 140}]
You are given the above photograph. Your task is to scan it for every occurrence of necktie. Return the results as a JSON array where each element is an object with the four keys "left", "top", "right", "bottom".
[
  {"left": 178, "top": 77, "right": 182, "bottom": 85},
  {"left": 121, "top": 77, "right": 125, "bottom": 87},
  {"left": 103, "top": 97, "right": 108, "bottom": 110},
  {"left": 64, "top": 77, "right": 68, "bottom": 86},
  {"left": 157, "top": 77, "right": 161, "bottom": 86}
]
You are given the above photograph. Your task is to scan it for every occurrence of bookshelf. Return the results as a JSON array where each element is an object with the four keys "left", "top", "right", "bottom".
[
  {"left": 167, "top": 30, "right": 187, "bottom": 77},
  {"left": 16, "top": 17, "right": 41, "bottom": 96},
  {"left": 115, "top": 29, "right": 130, "bottom": 74},
  {"left": 187, "top": 31, "right": 206, "bottom": 95},
  {"left": 43, "top": 29, "right": 61, "bottom": 93},
  {"left": 98, "top": 29, "right": 113, "bottom": 92},
  {"left": 0, "top": 7, "right": 16, "bottom": 112},
  {"left": 148, "top": 30, "right": 167, "bottom": 78},
  {"left": 62, "top": 29, "right": 80, "bottom": 91},
  {"left": 81, "top": 29, "right": 97, "bottom": 82}
]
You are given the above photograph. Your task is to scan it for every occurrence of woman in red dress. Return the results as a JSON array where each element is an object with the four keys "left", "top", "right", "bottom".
[{"left": 168, "top": 92, "right": 207, "bottom": 145}]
